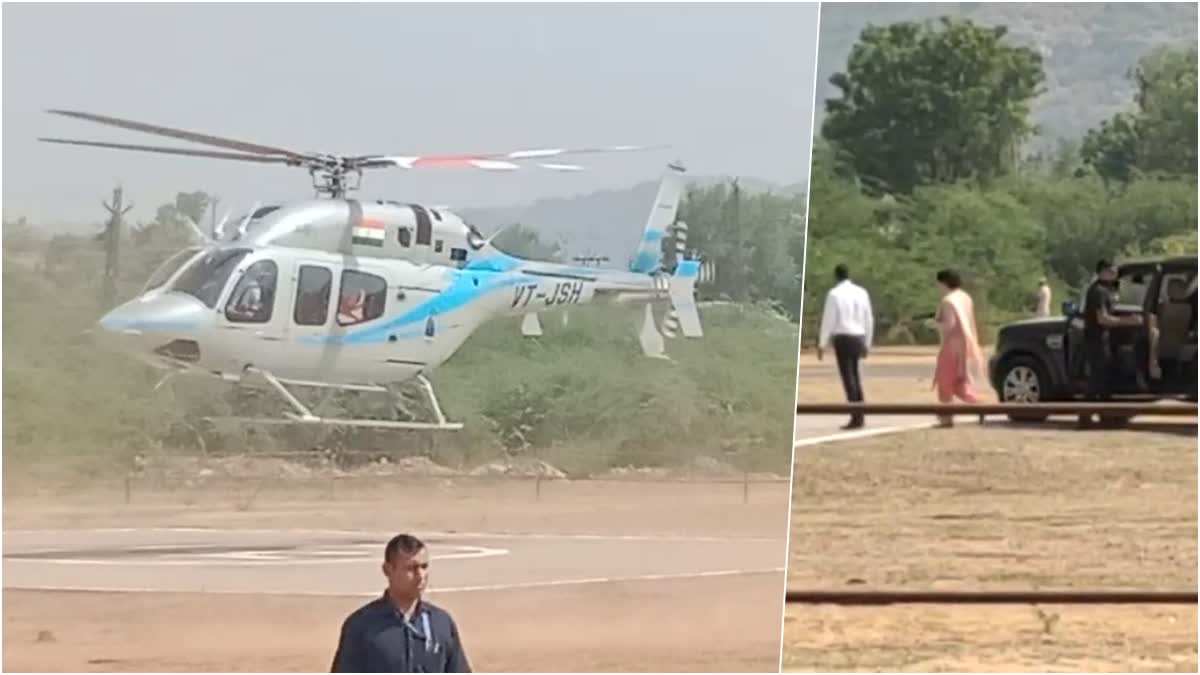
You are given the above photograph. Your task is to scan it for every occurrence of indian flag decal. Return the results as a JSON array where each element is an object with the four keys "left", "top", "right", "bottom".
[{"left": 352, "top": 216, "right": 386, "bottom": 247}]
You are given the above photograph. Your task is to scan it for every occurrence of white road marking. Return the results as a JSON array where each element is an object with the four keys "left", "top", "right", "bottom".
[
  {"left": 4, "top": 567, "right": 785, "bottom": 598},
  {"left": 3, "top": 527, "right": 781, "bottom": 544},
  {"left": 793, "top": 422, "right": 935, "bottom": 448},
  {"left": 3, "top": 544, "right": 510, "bottom": 567}
]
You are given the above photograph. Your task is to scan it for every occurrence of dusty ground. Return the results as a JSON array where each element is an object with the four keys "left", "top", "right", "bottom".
[
  {"left": 4, "top": 476, "right": 790, "bottom": 673},
  {"left": 784, "top": 420, "right": 1197, "bottom": 672},
  {"left": 789, "top": 347, "right": 1197, "bottom": 671}
]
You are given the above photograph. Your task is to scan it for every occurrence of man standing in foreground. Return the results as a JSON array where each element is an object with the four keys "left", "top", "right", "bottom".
[
  {"left": 1079, "top": 258, "right": 1143, "bottom": 428},
  {"left": 332, "top": 534, "right": 471, "bottom": 673},
  {"left": 817, "top": 264, "right": 875, "bottom": 430}
]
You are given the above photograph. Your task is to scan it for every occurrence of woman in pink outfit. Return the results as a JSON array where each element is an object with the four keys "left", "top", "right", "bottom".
[{"left": 931, "top": 269, "right": 985, "bottom": 427}]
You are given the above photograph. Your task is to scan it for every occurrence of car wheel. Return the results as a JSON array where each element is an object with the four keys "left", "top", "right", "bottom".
[{"left": 999, "top": 356, "right": 1050, "bottom": 422}]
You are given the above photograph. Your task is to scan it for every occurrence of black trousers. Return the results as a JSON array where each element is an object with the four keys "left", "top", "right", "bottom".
[
  {"left": 832, "top": 334, "right": 865, "bottom": 424},
  {"left": 1084, "top": 337, "right": 1111, "bottom": 401}
]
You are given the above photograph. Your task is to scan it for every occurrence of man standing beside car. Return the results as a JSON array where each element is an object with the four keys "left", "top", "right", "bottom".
[{"left": 1079, "top": 258, "right": 1144, "bottom": 427}]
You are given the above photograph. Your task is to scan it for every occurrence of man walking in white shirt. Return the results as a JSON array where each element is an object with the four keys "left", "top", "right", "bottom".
[{"left": 816, "top": 264, "right": 875, "bottom": 429}]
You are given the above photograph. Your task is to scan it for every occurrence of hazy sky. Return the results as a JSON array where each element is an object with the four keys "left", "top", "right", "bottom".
[{"left": 3, "top": 2, "right": 821, "bottom": 227}]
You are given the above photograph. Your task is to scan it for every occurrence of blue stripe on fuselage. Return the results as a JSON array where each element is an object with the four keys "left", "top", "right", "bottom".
[
  {"left": 300, "top": 253, "right": 657, "bottom": 346},
  {"left": 304, "top": 254, "right": 526, "bottom": 345}
]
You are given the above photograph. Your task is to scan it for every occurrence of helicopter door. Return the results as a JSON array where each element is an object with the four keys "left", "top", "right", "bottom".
[
  {"left": 219, "top": 257, "right": 288, "bottom": 346},
  {"left": 290, "top": 261, "right": 337, "bottom": 336}
]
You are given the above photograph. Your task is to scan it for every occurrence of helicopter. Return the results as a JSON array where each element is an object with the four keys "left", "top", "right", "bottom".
[{"left": 40, "top": 109, "right": 709, "bottom": 431}]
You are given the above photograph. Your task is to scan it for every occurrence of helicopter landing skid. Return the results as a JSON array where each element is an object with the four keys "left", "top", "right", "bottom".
[{"left": 207, "top": 368, "right": 464, "bottom": 431}]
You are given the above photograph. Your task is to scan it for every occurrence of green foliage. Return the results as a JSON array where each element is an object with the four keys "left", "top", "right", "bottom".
[
  {"left": 822, "top": 16, "right": 1045, "bottom": 194},
  {"left": 1082, "top": 46, "right": 1199, "bottom": 185},
  {"left": 676, "top": 180, "right": 808, "bottom": 317},
  {"left": 807, "top": 22, "right": 1197, "bottom": 347}
]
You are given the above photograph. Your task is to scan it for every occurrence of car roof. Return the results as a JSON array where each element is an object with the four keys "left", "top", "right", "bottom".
[{"left": 1120, "top": 254, "right": 1197, "bottom": 268}]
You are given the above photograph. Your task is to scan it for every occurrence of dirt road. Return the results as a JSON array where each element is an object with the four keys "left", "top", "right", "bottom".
[{"left": 4, "top": 477, "right": 790, "bottom": 673}]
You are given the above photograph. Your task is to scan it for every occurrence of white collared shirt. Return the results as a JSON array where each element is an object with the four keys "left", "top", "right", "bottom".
[{"left": 818, "top": 279, "right": 874, "bottom": 349}]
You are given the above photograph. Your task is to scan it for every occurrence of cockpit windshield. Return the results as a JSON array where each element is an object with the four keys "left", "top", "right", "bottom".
[
  {"left": 169, "top": 248, "right": 252, "bottom": 308},
  {"left": 142, "top": 246, "right": 204, "bottom": 294}
]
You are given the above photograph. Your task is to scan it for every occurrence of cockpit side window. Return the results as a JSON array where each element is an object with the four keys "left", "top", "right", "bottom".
[
  {"left": 225, "top": 259, "right": 278, "bottom": 324},
  {"left": 170, "top": 248, "right": 252, "bottom": 308},
  {"left": 337, "top": 269, "right": 388, "bottom": 327}
]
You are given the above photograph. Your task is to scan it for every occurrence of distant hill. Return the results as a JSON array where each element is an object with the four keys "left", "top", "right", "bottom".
[
  {"left": 460, "top": 174, "right": 804, "bottom": 263},
  {"left": 815, "top": 2, "right": 1198, "bottom": 150}
]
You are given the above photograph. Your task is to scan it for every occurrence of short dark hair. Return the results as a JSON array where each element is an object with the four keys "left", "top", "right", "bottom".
[
  {"left": 384, "top": 534, "right": 426, "bottom": 561},
  {"left": 834, "top": 264, "right": 849, "bottom": 280},
  {"left": 1095, "top": 258, "right": 1114, "bottom": 273},
  {"left": 935, "top": 268, "right": 962, "bottom": 289}
]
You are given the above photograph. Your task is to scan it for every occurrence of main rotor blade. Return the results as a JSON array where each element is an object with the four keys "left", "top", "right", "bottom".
[
  {"left": 356, "top": 144, "right": 670, "bottom": 170},
  {"left": 39, "top": 137, "right": 299, "bottom": 164},
  {"left": 46, "top": 109, "right": 320, "bottom": 162}
]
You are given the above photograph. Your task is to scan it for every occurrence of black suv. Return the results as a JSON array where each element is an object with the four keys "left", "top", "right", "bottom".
[{"left": 988, "top": 255, "right": 1197, "bottom": 421}]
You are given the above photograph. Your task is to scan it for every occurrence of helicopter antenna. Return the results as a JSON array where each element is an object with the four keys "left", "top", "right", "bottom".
[{"left": 39, "top": 109, "right": 670, "bottom": 199}]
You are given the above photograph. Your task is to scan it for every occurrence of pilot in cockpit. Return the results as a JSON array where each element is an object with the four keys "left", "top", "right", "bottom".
[{"left": 226, "top": 263, "right": 275, "bottom": 322}]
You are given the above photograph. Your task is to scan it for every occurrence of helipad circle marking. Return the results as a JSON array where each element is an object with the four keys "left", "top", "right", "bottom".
[
  {"left": 3, "top": 543, "right": 509, "bottom": 567},
  {"left": 4, "top": 527, "right": 780, "bottom": 543}
]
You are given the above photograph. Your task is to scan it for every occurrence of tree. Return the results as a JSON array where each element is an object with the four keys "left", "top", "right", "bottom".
[
  {"left": 1081, "top": 46, "right": 1198, "bottom": 185},
  {"left": 1133, "top": 46, "right": 1198, "bottom": 177},
  {"left": 821, "top": 17, "right": 1044, "bottom": 194}
]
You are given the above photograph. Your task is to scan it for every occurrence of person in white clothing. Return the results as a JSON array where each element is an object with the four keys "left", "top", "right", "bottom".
[
  {"left": 1035, "top": 278, "right": 1052, "bottom": 317},
  {"left": 816, "top": 264, "right": 875, "bottom": 429}
]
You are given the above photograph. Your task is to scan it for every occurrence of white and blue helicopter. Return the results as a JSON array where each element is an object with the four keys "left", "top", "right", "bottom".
[{"left": 41, "top": 110, "right": 711, "bottom": 431}]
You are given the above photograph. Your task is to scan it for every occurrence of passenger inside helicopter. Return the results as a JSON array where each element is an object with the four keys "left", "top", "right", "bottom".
[{"left": 337, "top": 269, "right": 388, "bottom": 327}]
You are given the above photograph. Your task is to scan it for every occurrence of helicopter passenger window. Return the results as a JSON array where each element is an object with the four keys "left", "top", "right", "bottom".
[
  {"left": 294, "top": 265, "right": 332, "bottom": 326},
  {"left": 224, "top": 260, "right": 277, "bottom": 323},
  {"left": 337, "top": 269, "right": 387, "bottom": 327},
  {"left": 397, "top": 227, "right": 412, "bottom": 248}
]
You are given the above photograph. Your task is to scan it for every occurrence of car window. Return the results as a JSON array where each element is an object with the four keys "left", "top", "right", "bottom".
[{"left": 1115, "top": 270, "right": 1152, "bottom": 308}]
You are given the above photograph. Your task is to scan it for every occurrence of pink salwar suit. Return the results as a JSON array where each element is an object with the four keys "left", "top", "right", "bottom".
[{"left": 932, "top": 289, "right": 985, "bottom": 421}]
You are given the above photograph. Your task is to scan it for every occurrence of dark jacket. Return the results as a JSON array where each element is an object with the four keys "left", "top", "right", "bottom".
[{"left": 331, "top": 594, "right": 470, "bottom": 673}]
